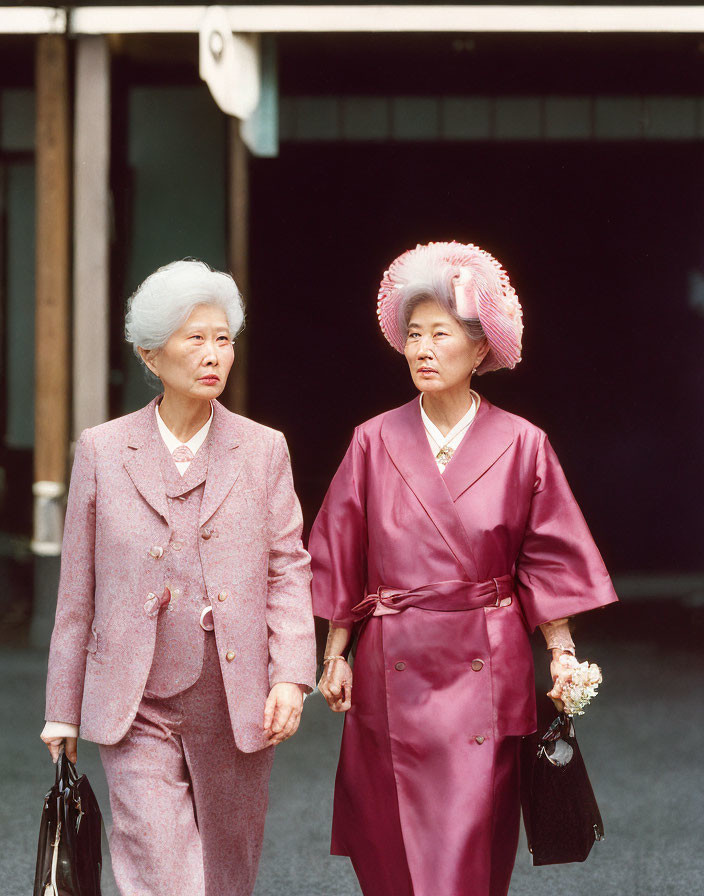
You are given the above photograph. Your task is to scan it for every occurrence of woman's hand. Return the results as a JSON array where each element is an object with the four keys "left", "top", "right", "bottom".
[
  {"left": 40, "top": 722, "right": 79, "bottom": 763},
  {"left": 540, "top": 619, "right": 576, "bottom": 712},
  {"left": 318, "top": 657, "right": 353, "bottom": 712},
  {"left": 547, "top": 651, "right": 603, "bottom": 716},
  {"left": 263, "top": 682, "right": 305, "bottom": 746},
  {"left": 547, "top": 649, "right": 567, "bottom": 711}
]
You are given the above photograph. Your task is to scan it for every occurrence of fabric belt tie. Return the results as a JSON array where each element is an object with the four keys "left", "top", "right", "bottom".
[{"left": 350, "top": 575, "right": 514, "bottom": 621}]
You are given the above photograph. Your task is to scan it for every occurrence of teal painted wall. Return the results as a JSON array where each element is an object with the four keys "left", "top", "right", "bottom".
[
  {"left": 1, "top": 89, "right": 34, "bottom": 153},
  {"left": 122, "top": 85, "right": 227, "bottom": 413}
]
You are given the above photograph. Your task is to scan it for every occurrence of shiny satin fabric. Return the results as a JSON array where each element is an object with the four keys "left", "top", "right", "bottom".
[
  {"left": 339, "top": 606, "right": 514, "bottom": 896},
  {"left": 350, "top": 575, "right": 513, "bottom": 619},
  {"left": 309, "top": 396, "right": 618, "bottom": 896}
]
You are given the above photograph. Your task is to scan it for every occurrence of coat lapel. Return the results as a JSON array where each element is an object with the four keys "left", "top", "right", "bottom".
[
  {"left": 441, "top": 398, "right": 515, "bottom": 502},
  {"left": 198, "top": 400, "right": 243, "bottom": 526},
  {"left": 124, "top": 398, "right": 171, "bottom": 524},
  {"left": 161, "top": 439, "right": 210, "bottom": 498},
  {"left": 381, "top": 398, "right": 480, "bottom": 581}
]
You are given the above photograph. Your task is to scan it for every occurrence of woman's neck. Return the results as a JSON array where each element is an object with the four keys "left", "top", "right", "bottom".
[
  {"left": 158, "top": 392, "right": 212, "bottom": 442},
  {"left": 421, "top": 384, "right": 474, "bottom": 437}
]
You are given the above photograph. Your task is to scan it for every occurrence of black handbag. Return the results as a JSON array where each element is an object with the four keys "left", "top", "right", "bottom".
[
  {"left": 34, "top": 750, "right": 103, "bottom": 896},
  {"left": 520, "top": 700, "right": 605, "bottom": 866}
]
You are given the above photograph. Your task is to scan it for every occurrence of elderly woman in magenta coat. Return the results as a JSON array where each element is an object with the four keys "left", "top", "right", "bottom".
[
  {"left": 311, "top": 242, "right": 618, "bottom": 896},
  {"left": 40, "top": 260, "right": 316, "bottom": 896}
]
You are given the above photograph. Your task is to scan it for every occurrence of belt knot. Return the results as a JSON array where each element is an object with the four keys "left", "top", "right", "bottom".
[{"left": 350, "top": 575, "right": 513, "bottom": 621}]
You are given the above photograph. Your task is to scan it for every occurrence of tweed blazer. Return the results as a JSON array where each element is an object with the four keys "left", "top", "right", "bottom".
[{"left": 45, "top": 397, "right": 316, "bottom": 752}]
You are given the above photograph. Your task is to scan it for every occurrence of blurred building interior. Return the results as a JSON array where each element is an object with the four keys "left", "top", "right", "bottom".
[{"left": 1, "top": 3, "right": 703, "bottom": 643}]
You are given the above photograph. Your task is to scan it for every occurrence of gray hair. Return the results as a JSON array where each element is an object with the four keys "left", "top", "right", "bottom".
[
  {"left": 125, "top": 259, "right": 245, "bottom": 363},
  {"left": 398, "top": 277, "right": 486, "bottom": 344}
]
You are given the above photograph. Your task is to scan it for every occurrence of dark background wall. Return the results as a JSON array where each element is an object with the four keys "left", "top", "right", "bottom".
[
  {"left": 4, "top": 29, "right": 702, "bottom": 584},
  {"left": 93, "top": 30, "right": 704, "bottom": 577},
  {"left": 249, "top": 141, "right": 704, "bottom": 573}
]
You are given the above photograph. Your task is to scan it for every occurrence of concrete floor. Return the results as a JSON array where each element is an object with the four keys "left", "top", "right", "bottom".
[{"left": 2, "top": 599, "right": 703, "bottom": 896}]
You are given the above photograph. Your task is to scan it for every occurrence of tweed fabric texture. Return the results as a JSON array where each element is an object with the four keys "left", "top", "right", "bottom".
[
  {"left": 171, "top": 444, "right": 196, "bottom": 463},
  {"left": 46, "top": 397, "right": 316, "bottom": 751},
  {"left": 100, "top": 631, "right": 274, "bottom": 896},
  {"left": 143, "top": 438, "right": 211, "bottom": 697}
]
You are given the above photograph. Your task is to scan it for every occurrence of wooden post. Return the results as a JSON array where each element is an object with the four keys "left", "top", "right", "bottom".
[
  {"left": 33, "top": 34, "right": 71, "bottom": 557},
  {"left": 73, "top": 35, "right": 111, "bottom": 437},
  {"left": 31, "top": 34, "right": 71, "bottom": 646},
  {"left": 223, "top": 117, "right": 249, "bottom": 415}
]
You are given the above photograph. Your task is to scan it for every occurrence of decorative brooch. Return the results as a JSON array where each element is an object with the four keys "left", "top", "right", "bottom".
[{"left": 436, "top": 446, "right": 455, "bottom": 465}]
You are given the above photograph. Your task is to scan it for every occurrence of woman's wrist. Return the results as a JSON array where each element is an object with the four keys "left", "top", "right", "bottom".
[
  {"left": 324, "top": 621, "right": 352, "bottom": 660},
  {"left": 41, "top": 721, "right": 80, "bottom": 739},
  {"left": 550, "top": 645, "right": 576, "bottom": 657},
  {"left": 540, "top": 617, "right": 575, "bottom": 655}
]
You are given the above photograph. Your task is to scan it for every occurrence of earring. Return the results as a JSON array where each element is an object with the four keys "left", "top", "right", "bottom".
[{"left": 472, "top": 367, "right": 478, "bottom": 375}]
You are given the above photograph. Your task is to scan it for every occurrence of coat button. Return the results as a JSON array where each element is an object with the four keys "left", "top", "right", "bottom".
[
  {"left": 199, "top": 606, "right": 215, "bottom": 631},
  {"left": 148, "top": 545, "right": 163, "bottom": 559},
  {"left": 170, "top": 541, "right": 183, "bottom": 551},
  {"left": 475, "top": 735, "right": 485, "bottom": 745},
  {"left": 201, "top": 528, "right": 212, "bottom": 540},
  {"left": 394, "top": 661, "right": 406, "bottom": 671},
  {"left": 471, "top": 659, "right": 484, "bottom": 672},
  {"left": 225, "top": 650, "right": 236, "bottom": 662},
  {"left": 218, "top": 591, "right": 228, "bottom": 602}
]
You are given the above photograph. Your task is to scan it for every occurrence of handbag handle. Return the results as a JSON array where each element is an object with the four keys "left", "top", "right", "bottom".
[
  {"left": 55, "top": 748, "right": 78, "bottom": 790},
  {"left": 538, "top": 712, "right": 575, "bottom": 767},
  {"left": 540, "top": 712, "right": 574, "bottom": 744}
]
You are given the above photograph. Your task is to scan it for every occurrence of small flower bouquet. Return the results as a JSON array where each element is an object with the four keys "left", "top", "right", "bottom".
[{"left": 548, "top": 655, "right": 603, "bottom": 716}]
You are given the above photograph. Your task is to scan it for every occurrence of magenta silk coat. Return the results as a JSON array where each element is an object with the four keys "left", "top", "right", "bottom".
[
  {"left": 46, "top": 398, "right": 316, "bottom": 752},
  {"left": 309, "top": 395, "right": 618, "bottom": 895}
]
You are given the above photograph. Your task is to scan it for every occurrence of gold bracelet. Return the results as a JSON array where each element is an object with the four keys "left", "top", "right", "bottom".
[{"left": 323, "top": 655, "right": 346, "bottom": 664}]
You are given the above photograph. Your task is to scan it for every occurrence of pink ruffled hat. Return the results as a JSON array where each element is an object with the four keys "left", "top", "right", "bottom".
[{"left": 376, "top": 241, "right": 523, "bottom": 374}]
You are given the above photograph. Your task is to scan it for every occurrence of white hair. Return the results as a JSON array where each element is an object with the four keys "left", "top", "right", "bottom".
[
  {"left": 125, "top": 259, "right": 245, "bottom": 362},
  {"left": 395, "top": 250, "right": 486, "bottom": 343}
]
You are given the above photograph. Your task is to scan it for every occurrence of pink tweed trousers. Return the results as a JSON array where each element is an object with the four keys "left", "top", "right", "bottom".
[{"left": 99, "top": 632, "right": 274, "bottom": 896}]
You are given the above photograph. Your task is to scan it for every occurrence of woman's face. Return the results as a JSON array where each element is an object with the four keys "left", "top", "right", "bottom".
[
  {"left": 403, "top": 300, "right": 488, "bottom": 397},
  {"left": 141, "top": 304, "right": 234, "bottom": 401}
]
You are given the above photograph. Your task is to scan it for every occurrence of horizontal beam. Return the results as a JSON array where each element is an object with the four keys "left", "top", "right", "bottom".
[
  {"left": 71, "top": 5, "right": 205, "bottom": 34},
  {"left": 2, "top": 6, "right": 704, "bottom": 37},
  {"left": 280, "top": 94, "right": 704, "bottom": 142},
  {"left": 227, "top": 6, "right": 704, "bottom": 34},
  {"left": 0, "top": 7, "right": 66, "bottom": 34},
  {"left": 613, "top": 573, "right": 704, "bottom": 602}
]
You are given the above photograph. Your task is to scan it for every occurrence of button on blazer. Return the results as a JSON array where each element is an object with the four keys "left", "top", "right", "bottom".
[{"left": 46, "top": 397, "right": 316, "bottom": 752}]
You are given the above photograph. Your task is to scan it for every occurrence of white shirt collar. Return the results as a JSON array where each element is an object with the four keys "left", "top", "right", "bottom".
[
  {"left": 420, "top": 391, "right": 479, "bottom": 449},
  {"left": 155, "top": 401, "right": 213, "bottom": 463}
]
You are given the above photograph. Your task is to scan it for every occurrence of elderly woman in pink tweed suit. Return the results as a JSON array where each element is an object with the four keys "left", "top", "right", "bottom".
[
  {"left": 311, "top": 242, "right": 618, "bottom": 896},
  {"left": 40, "top": 259, "right": 316, "bottom": 896}
]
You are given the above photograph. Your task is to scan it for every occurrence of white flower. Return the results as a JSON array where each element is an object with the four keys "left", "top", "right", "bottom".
[{"left": 552, "top": 657, "right": 603, "bottom": 716}]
